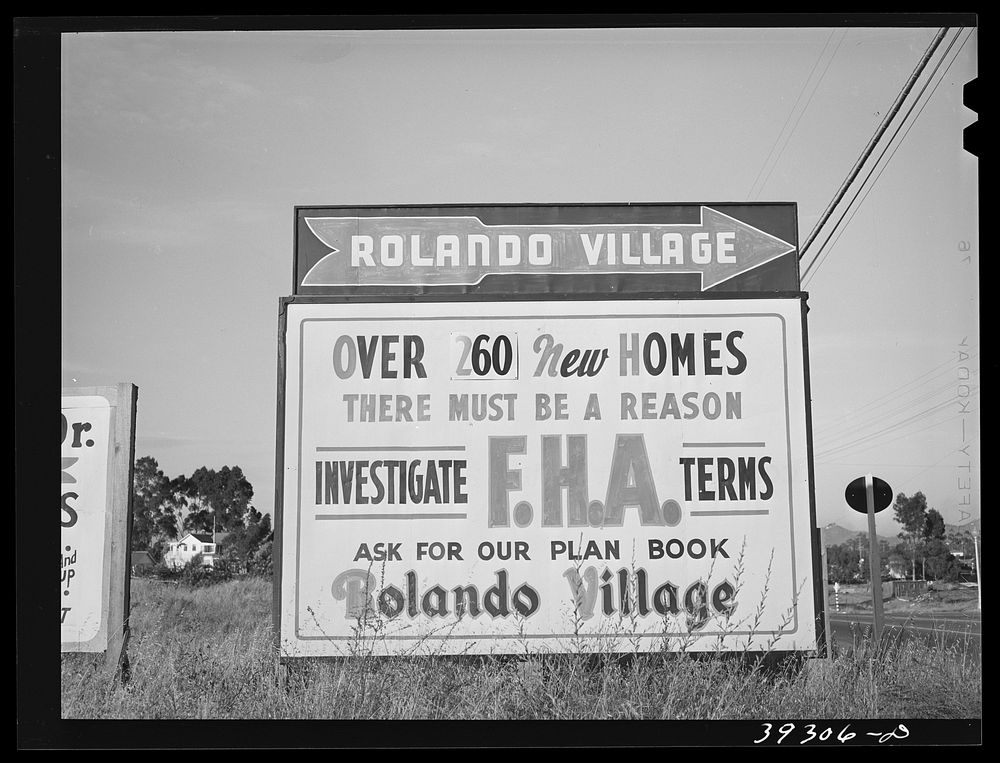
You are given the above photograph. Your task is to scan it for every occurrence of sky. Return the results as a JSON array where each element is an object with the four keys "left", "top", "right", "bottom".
[{"left": 60, "top": 24, "right": 979, "bottom": 539}]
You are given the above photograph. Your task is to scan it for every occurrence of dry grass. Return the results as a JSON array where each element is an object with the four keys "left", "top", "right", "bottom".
[{"left": 60, "top": 578, "right": 982, "bottom": 720}]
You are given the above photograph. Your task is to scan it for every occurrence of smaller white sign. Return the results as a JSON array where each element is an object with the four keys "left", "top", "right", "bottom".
[{"left": 61, "top": 392, "right": 122, "bottom": 652}]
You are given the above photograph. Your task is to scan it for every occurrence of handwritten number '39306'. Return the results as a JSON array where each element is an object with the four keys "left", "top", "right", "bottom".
[{"left": 754, "top": 723, "right": 909, "bottom": 744}]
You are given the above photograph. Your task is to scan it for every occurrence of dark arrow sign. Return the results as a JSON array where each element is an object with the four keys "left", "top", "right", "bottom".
[
  {"left": 294, "top": 204, "right": 798, "bottom": 293},
  {"left": 845, "top": 475, "right": 893, "bottom": 514}
]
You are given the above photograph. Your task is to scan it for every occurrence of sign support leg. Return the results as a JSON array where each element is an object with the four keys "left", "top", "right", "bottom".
[
  {"left": 820, "top": 529, "right": 832, "bottom": 659},
  {"left": 113, "top": 627, "right": 131, "bottom": 686}
]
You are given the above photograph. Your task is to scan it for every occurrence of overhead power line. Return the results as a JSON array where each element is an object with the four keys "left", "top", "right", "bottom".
[
  {"left": 895, "top": 446, "right": 978, "bottom": 495},
  {"left": 801, "top": 27, "right": 974, "bottom": 286},
  {"left": 748, "top": 31, "right": 844, "bottom": 201},
  {"left": 813, "top": 364, "right": 980, "bottom": 448},
  {"left": 814, "top": 387, "right": 978, "bottom": 458},
  {"left": 798, "top": 27, "right": 949, "bottom": 261},
  {"left": 811, "top": 346, "right": 979, "bottom": 434},
  {"left": 815, "top": 408, "right": 967, "bottom": 462},
  {"left": 814, "top": 387, "right": 979, "bottom": 461}
]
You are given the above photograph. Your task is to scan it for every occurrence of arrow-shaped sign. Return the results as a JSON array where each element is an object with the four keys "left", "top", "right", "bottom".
[{"left": 300, "top": 207, "right": 795, "bottom": 290}]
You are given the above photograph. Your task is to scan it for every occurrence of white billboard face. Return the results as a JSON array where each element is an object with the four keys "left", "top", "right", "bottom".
[
  {"left": 61, "top": 395, "right": 113, "bottom": 651},
  {"left": 279, "top": 298, "right": 817, "bottom": 656}
]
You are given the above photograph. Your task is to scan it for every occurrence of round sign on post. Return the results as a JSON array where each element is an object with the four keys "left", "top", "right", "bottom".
[
  {"left": 845, "top": 476, "right": 892, "bottom": 514},
  {"left": 844, "top": 473, "right": 890, "bottom": 644}
]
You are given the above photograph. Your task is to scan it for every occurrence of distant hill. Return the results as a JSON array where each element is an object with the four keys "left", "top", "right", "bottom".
[
  {"left": 820, "top": 518, "right": 980, "bottom": 550},
  {"left": 819, "top": 523, "right": 896, "bottom": 548},
  {"left": 946, "top": 518, "right": 981, "bottom": 536}
]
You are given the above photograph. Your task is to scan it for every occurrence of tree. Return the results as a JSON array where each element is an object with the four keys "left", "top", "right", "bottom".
[
  {"left": 179, "top": 465, "right": 255, "bottom": 535},
  {"left": 131, "top": 456, "right": 182, "bottom": 555},
  {"left": 924, "top": 539, "right": 960, "bottom": 582},
  {"left": 248, "top": 538, "right": 273, "bottom": 577},
  {"left": 946, "top": 528, "right": 978, "bottom": 578},
  {"left": 893, "top": 492, "right": 928, "bottom": 580},
  {"left": 923, "top": 508, "right": 946, "bottom": 541},
  {"left": 222, "top": 508, "right": 272, "bottom": 563},
  {"left": 921, "top": 508, "right": 957, "bottom": 581},
  {"left": 827, "top": 542, "right": 861, "bottom": 583},
  {"left": 946, "top": 529, "right": 975, "bottom": 559},
  {"left": 855, "top": 533, "right": 891, "bottom": 581}
]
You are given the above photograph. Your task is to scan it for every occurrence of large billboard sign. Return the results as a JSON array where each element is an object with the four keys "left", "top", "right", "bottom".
[
  {"left": 294, "top": 204, "right": 799, "bottom": 296},
  {"left": 276, "top": 297, "right": 817, "bottom": 656},
  {"left": 61, "top": 384, "right": 137, "bottom": 655}
]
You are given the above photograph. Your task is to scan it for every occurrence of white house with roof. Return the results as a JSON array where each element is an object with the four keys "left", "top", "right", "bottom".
[{"left": 163, "top": 532, "right": 229, "bottom": 569}]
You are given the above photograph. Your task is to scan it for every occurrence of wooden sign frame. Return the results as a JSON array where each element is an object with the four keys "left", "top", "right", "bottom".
[{"left": 60, "top": 383, "right": 137, "bottom": 672}]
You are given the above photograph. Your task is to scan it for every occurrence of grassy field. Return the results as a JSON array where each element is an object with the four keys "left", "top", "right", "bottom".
[{"left": 60, "top": 577, "right": 982, "bottom": 720}]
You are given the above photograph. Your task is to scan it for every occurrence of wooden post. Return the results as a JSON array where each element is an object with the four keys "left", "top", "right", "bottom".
[
  {"left": 109, "top": 383, "right": 138, "bottom": 684},
  {"left": 273, "top": 300, "right": 288, "bottom": 667},
  {"left": 865, "top": 473, "right": 884, "bottom": 645},
  {"left": 60, "top": 383, "right": 137, "bottom": 686},
  {"left": 820, "top": 528, "right": 832, "bottom": 659}
]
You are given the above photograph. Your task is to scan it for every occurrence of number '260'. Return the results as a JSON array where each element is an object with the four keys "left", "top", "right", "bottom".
[{"left": 453, "top": 334, "right": 516, "bottom": 378}]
